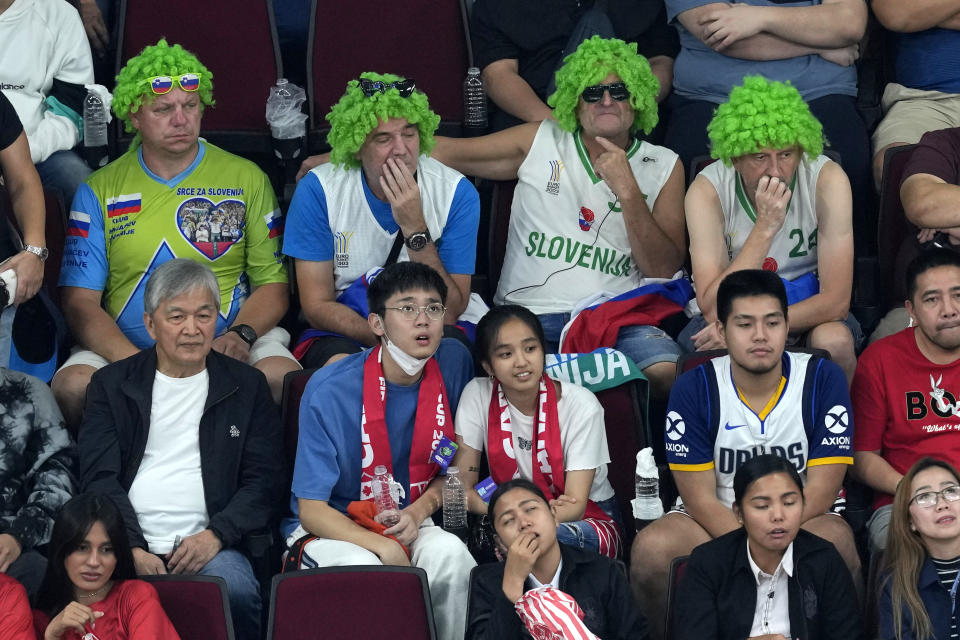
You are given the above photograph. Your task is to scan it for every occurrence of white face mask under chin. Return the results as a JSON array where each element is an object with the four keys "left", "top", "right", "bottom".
[{"left": 380, "top": 323, "right": 436, "bottom": 376}]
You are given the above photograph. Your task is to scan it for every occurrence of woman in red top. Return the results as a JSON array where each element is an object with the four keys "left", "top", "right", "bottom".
[{"left": 35, "top": 494, "right": 180, "bottom": 640}]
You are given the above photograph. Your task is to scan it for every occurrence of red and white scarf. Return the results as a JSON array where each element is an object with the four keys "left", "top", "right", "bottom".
[
  {"left": 486, "top": 375, "right": 621, "bottom": 558},
  {"left": 360, "top": 345, "right": 453, "bottom": 503},
  {"left": 516, "top": 587, "right": 601, "bottom": 640}
]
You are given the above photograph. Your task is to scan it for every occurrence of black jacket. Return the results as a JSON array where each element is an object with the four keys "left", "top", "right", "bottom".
[
  {"left": 467, "top": 543, "right": 648, "bottom": 640},
  {"left": 674, "top": 528, "right": 862, "bottom": 640},
  {"left": 78, "top": 348, "right": 284, "bottom": 550}
]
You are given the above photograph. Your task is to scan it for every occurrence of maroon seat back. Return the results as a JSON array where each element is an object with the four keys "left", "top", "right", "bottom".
[
  {"left": 116, "top": 0, "right": 281, "bottom": 133},
  {"left": 595, "top": 380, "right": 648, "bottom": 550},
  {"left": 664, "top": 555, "right": 690, "bottom": 640},
  {"left": 280, "top": 368, "right": 317, "bottom": 467},
  {"left": 0, "top": 187, "right": 65, "bottom": 304},
  {"left": 267, "top": 566, "right": 436, "bottom": 640},
  {"left": 142, "top": 575, "right": 235, "bottom": 640},
  {"left": 308, "top": 0, "right": 469, "bottom": 128},
  {"left": 876, "top": 144, "right": 919, "bottom": 309},
  {"left": 487, "top": 179, "right": 517, "bottom": 293}
]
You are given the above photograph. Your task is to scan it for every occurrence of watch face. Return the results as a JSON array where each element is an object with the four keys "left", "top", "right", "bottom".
[
  {"left": 233, "top": 325, "right": 256, "bottom": 345},
  {"left": 407, "top": 232, "right": 429, "bottom": 251}
]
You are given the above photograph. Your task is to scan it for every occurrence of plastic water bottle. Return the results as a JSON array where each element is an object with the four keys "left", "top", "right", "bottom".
[
  {"left": 83, "top": 91, "right": 108, "bottom": 147},
  {"left": 442, "top": 466, "right": 468, "bottom": 529},
  {"left": 632, "top": 448, "right": 664, "bottom": 520},
  {"left": 265, "top": 78, "right": 307, "bottom": 140},
  {"left": 372, "top": 465, "right": 401, "bottom": 527},
  {"left": 463, "top": 67, "right": 487, "bottom": 131},
  {"left": 82, "top": 90, "right": 108, "bottom": 169}
]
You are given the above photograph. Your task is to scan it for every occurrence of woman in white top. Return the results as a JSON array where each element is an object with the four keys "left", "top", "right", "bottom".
[{"left": 453, "top": 305, "right": 622, "bottom": 557}]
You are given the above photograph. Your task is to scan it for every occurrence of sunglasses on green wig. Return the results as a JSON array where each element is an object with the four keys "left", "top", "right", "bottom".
[
  {"left": 358, "top": 78, "right": 416, "bottom": 98},
  {"left": 581, "top": 82, "right": 630, "bottom": 103}
]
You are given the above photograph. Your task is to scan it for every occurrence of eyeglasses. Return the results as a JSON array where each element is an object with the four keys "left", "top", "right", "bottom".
[
  {"left": 358, "top": 78, "right": 416, "bottom": 98},
  {"left": 384, "top": 303, "right": 446, "bottom": 320},
  {"left": 581, "top": 82, "right": 630, "bottom": 103},
  {"left": 143, "top": 73, "right": 201, "bottom": 95},
  {"left": 911, "top": 485, "right": 960, "bottom": 508}
]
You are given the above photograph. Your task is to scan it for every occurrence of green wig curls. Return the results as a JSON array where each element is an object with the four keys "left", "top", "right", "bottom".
[
  {"left": 112, "top": 39, "right": 214, "bottom": 133},
  {"left": 708, "top": 75, "right": 824, "bottom": 165},
  {"left": 326, "top": 72, "right": 441, "bottom": 168},
  {"left": 548, "top": 35, "right": 660, "bottom": 135}
]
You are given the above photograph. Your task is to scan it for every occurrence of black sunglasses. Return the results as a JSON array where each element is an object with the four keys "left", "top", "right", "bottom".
[
  {"left": 358, "top": 78, "right": 416, "bottom": 98},
  {"left": 581, "top": 82, "right": 630, "bottom": 103}
]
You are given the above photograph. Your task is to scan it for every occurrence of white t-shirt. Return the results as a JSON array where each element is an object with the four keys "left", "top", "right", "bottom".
[
  {"left": 455, "top": 377, "right": 614, "bottom": 502},
  {"left": 128, "top": 369, "right": 210, "bottom": 554}
]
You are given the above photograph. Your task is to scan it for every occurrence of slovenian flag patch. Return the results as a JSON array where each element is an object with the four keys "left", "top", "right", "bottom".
[
  {"left": 106, "top": 193, "right": 142, "bottom": 218},
  {"left": 67, "top": 211, "right": 91, "bottom": 238},
  {"left": 264, "top": 209, "right": 283, "bottom": 239}
]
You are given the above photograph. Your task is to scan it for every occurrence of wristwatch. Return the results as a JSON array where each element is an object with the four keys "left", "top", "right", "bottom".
[
  {"left": 23, "top": 245, "right": 48, "bottom": 261},
  {"left": 404, "top": 229, "right": 432, "bottom": 252},
  {"left": 228, "top": 324, "right": 257, "bottom": 347}
]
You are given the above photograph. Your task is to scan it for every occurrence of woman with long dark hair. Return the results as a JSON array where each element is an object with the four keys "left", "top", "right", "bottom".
[
  {"left": 881, "top": 457, "right": 960, "bottom": 640},
  {"left": 673, "top": 454, "right": 862, "bottom": 640},
  {"left": 35, "top": 493, "right": 179, "bottom": 640},
  {"left": 452, "top": 305, "right": 622, "bottom": 558}
]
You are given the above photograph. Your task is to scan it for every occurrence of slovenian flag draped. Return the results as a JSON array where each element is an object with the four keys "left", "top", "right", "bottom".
[{"left": 560, "top": 278, "right": 694, "bottom": 354}]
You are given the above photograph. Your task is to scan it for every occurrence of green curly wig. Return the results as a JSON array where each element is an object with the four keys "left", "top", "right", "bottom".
[
  {"left": 708, "top": 76, "right": 824, "bottom": 165},
  {"left": 326, "top": 72, "right": 441, "bottom": 168},
  {"left": 548, "top": 35, "right": 660, "bottom": 135},
  {"left": 113, "top": 39, "right": 214, "bottom": 134}
]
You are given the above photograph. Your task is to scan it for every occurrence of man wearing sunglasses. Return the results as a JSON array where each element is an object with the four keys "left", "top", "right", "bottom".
[
  {"left": 853, "top": 249, "right": 960, "bottom": 553},
  {"left": 284, "top": 72, "right": 479, "bottom": 369},
  {"left": 682, "top": 76, "right": 860, "bottom": 385},
  {"left": 432, "top": 35, "right": 687, "bottom": 399},
  {"left": 53, "top": 39, "right": 300, "bottom": 430}
]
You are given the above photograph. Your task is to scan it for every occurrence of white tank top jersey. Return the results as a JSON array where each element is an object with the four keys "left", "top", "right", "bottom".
[
  {"left": 495, "top": 119, "right": 677, "bottom": 314},
  {"left": 701, "top": 154, "right": 828, "bottom": 282}
]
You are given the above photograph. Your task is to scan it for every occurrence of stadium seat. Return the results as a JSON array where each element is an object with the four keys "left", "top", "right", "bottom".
[
  {"left": 307, "top": 0, "right": 471, "bottom": 140},
  {"left": 266, "top": 566, "right": 437, "bottom": 640},
  {"left": 676, "top": 346, "right": 832, "bottom": 379},
  {"left": 595, "top": 380, "right": 649, "bottom": 551},
  {"left": 113, "top": 0, "right": 283, "bottom": 156},
  {"left": 663, "top": 554, "right": 689, "bottom": 640},
  {"left": 142, "top": 575, "right": 235, "bottom": 640},
  {"left": 876, "top": 144, "right": 919, "bottom": 309},
  {"left": 487, "top": 179, "right": 517, "bottom": 294},
  {"left": 0, "top": 186, "right": 67, "bottom": 304},
  {"left": 280, "top": 367, "right": 317, "bottom": 467}
]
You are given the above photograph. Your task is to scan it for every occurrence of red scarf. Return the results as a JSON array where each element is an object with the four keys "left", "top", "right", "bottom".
[
  {"left": 360, "top": 345, "right": 453, "bottom": 504},
  {"left": 486, "top": 376, "right": 618, "bottom": 525}
]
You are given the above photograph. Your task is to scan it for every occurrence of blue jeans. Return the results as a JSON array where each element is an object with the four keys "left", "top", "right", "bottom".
[
  {"left": 538, "top": 312, "right": 682, "bottom": 370},
  {"left": 197, "top": 549, "right": 261, "bottom": 640},
  {"left": 555, "top": 496, "right": 624, "bottom": 552},
  {"left": 34, "top": 149, "right": 90, "bottom": 210}
]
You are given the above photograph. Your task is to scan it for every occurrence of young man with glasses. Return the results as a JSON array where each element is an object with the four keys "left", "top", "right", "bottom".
[
  {"left": 284, "top": 261, "right": 476, "bottom": 640},
  {"left": 853, "top": 249, "right": 960, "bottom": 553},
  {"left": 284, "top": 72, "right": 479, "bottom": 369},
  {"left": 682, "top": 76, "right": 860, "bottom": 384},
  {"left": 431, "top": 35, "right": 688, "bottom": 399},
  {"left": 52, "top": 39, "right": 299, "bottom": 429}
]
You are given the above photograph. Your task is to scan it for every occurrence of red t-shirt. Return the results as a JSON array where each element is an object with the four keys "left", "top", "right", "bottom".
[
  {"left": 852, "top": 327, "right": 960, "bottom": 508},
  {"left": 33, "top": 580, "right": 180, "bottom": 640},
  {"left": 0, "top": 574, "right": 34, "bottom": 640}
]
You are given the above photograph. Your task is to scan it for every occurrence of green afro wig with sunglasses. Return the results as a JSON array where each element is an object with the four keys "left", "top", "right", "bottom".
[
  {"left": 548, "top": 35, "right": 660, "bottom": 135},
  {"left": 326, "top": 72, "right": 441, "bottom": 169},
  {"left": 708, "top": 75, "right": 824, "bottom": 165},
  {"left": 113, "top": 38, "right": 214, "bottom": 135}
]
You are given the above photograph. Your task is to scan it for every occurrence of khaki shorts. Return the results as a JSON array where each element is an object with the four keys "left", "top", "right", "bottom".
[
  {"left": 872, "top": 83, "right": 960, "bottom": 152},
  {"left": 58, "top": 326, "right": 296, "bottom": 371}
]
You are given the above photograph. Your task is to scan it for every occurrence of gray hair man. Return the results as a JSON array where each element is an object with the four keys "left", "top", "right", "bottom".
[{"left": 78, "top": 259, "right": 284, "bottom": 640}]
